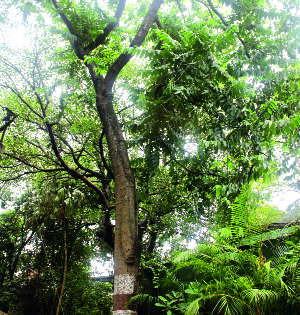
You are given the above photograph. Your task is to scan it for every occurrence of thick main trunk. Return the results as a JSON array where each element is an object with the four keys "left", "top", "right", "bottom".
[
  {"left": 96, "top": 90, "right": 139, "bottom": 314},
  {"left": 50, "top": 2, "right": 163, "bottom": 311},
  {"left": 90, "top": 2, "right": 164, "bottom": 313}
]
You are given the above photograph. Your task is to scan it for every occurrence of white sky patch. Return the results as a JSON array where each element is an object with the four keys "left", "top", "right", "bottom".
[
  {"left": 187, "top": 239, "right": 197, "bottom": 249},
  {"left": 7, "top": 27, "right": 27, "bottom": 48},
  {"left": 184, "top": 140, "right": 197, "bottom": 156},
  {"left": 91, "top": 253, "right": 113, "bottom": 276},
  {"left": 0, "top": 182, "right": 26, "bottom": 213},
  {"left": 270, "top": 189, "right": 300, "bottom": 211}
]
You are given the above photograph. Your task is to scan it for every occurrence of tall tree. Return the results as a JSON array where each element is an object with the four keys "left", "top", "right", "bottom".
[
  {"left": 1, "top": 0, "right": 165, "bottom": 313},
  {"left": 48, "top": 1, "right": 164, "bottom": 312},
  {"left": 0, "top": 1, "right": 300, "bottom": 313}
]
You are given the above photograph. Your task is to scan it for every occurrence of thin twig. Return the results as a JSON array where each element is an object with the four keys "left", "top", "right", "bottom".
[
  {"left": 194, "top": 0, "right": 214, "bottom": 18},
  {"left": 177, "top": 0, "right": 186, "bottom": 23},
  {"left": 206, "top": 0, "right": 251, "bottom": 59}
]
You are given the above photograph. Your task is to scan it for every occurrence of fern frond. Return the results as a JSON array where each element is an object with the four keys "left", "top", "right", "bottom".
[
  {"left": 173, "top": 247, "right": 197, "bottom": 264},
  {"left": 271, "top": 244, "right": 289, "bottom": 267}
]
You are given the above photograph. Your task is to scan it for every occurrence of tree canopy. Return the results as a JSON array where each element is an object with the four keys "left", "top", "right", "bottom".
[{"left": 0, "top": 0, "right": 300, "bottom": 314}]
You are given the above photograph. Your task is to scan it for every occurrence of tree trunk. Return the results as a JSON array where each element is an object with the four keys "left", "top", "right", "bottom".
[
  {"left": 96, "top": 87, "right": 140, "bottom": 313},
  {"left": 93, "top": 2, "right": 164, "bottom": 313},
  {"left": 50, "top": 0, "right": 164, "bottom": 313}
]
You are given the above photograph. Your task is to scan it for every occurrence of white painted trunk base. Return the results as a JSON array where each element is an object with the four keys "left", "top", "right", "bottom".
[
  {"left": 113, "top": 311, "right": 137, "bottom": 315},
  {"left": 114, "top": 274, "right": 135, "bottom": 294}
]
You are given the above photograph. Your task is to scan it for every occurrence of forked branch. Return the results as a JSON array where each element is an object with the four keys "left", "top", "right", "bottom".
[
  {"left": 104, "top": 0, "right": 164, "bottom": 90},
  {"left": 84, "top": 0, "right": 127, "bottom": 52}
]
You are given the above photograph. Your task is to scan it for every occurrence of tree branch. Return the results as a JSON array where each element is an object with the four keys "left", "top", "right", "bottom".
[
  {"left": 36, "top": 62, "right": 50, "bottom": 111},
  {"left": 97, "top": 7, "right": 108, "bottom": 19},
  {"left": 160, "top": 140, "right": 227, "bottom": 178},
  {"left": 0, "top": 116, "right": 18, "bottom": 131},
  {"left": 194, "top": 0, "right": 214, "bottom": 18},
  {"left": 45, "top": 122, "right": 110, "bottom": 209},
  {"left": 23, "top": 138, "right": 62, "bottom": 166},
  {"left": 116, "top": 103, "right": 136, "bottom": 114},
  {"left": 103, "top": 0, "right": 164, "bottom": 91},
  {"left": 84, "top": 0, "right": 127, "bottom": 52},
  {"left": 177, "top": 0, "right": 186, "bottom": 23},
  {"left": 51, "top": 0, "right": 77, "bottom": 37},
  {"left": 206, "top": 0, "right": 228, "bottom": 26},
  {"left": 154, "top": 15, "right": 163, "bottom": 29},
  {"left": 31, "top": 50, "right": 38, "bottom": 90},
  {"left": 206, "top": 0, "right": 251, "bottom": 59},
  {"left": 59, "top": 135, "right": 104, "bottom": 180},
  {"left": 3, "top": 152, "right": 65, "bottom": 173},
  {"left": 1, "top": 83, "right": 44, "bottom": 120},
  {"left": 96, "top": 209, "right": 114, "bottom": 249},
  {"left": 0, "top": 57, "right": 35, "bottom": 91},
  {"left": 99, "top": 129, "right": 114, "bottom": 179},
  {"left": 0, "top": 170, "right": 53, "bottom": 182},
  {"left": 51, "top": 0, "right": 87, "bottom": 60}
]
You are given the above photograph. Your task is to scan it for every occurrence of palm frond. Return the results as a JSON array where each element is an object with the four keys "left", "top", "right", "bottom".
[
  {"left": 242, "top": 289, "right": 279, "bottom": 307},
  {"left": 213, "top": 294, "right": 250, "bottom": 315},
  {"left": 185, "top": 297, "right": 204, "bottom": 315}
]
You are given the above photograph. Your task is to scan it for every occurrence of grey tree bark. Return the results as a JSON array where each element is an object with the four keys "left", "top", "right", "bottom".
[{"left": 50, "top": 0, "right": 164, "bottom": 313}]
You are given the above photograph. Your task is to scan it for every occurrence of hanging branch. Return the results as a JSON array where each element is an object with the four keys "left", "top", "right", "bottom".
[
  {"left": 0, "top": 171, "right": 52, "bottom": 182},
  {"left": 0, "top": 115, "right": 18, "bottom": 132},
  {"left": 204, "top": 0, "right": 251, "bottom": 59},
  {"left": 58, "top": 135, "right": 105, "bottom": 181},
  {"left": 154, "top": 15, "right": 163, "bottom": 29},
  {"left": 160, "top": 139, "right": 227, "bottom": 179},
  {"left": 206, "top": 0, "right": 228, "bottom": 26},
  {"left": 46, "top": 122, "right": 110, "bottom": 209},
  {"left": 0, "top": 57, "right": 36, "bottom": 91},
  {"left": 1, "top": 83, "right": 43, "bottom": 119},
  {"left": 24, "top": 139, "right": 62, "bottom": 166},
  {"left": 4, "top": 152, "right": 64, "bottom": 173},
  {"left": 116, "top": 103, "right": 136, "bottom": 114},
  {"left": 97, "top": 7, "right": 108, "bottom": 19}
]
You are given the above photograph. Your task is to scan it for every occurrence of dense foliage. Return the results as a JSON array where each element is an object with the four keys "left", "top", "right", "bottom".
[
  {"left": 0, "top": 0, "right": 300, "bottom": 314},
  {"left": 0, "top": 183, "right": 113, "bottom": 314},
  {"left": 135, "top": 240, "right": 300, "bottom": 315}
]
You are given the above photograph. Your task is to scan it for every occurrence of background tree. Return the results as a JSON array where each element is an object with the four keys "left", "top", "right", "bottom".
[{"left": 0, "top": 181, "right": 113, "bottom": 315}]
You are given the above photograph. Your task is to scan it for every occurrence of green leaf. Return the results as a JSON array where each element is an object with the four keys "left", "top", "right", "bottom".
[
  {"left": 155, "top": 303, "right": 165, "bottom": 307},
  {"left": 185, "top": 289, "right": 196, "bottom": 294}
]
